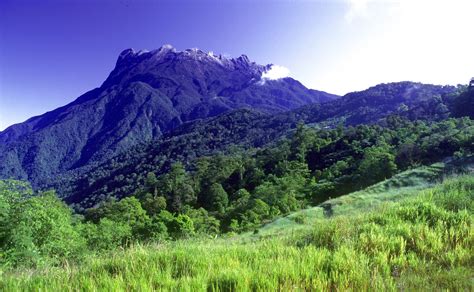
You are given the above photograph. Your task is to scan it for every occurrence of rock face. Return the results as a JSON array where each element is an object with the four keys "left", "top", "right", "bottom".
[{"left": 0, "top": 45, "right": 337, "bottom": 184}]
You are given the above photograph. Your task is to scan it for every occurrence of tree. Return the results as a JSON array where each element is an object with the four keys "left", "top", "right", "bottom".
[
  {"left": 228, "top": 219, "right": 240, "bottom": 233},
  {"left": 232, "top": 188, "right": 251, "bottom": 204},
  {"left": 159, "top": 162, "right": 196, "bottom": 212},
  {"left": 141, "top": 216, "right": 168, "bottom": 241},
  {"left": 290, "top": 122, "right": 314, "bottom": 162},
  {"left": 84, "top": 196, "right": 149, "bottom": 239},
  {"left": 239, "top": 199, "right": 271, "bottom": 230},
  {"left": 81, "top": 219, "right": 132, "bottom": 251},
  {"left": 145, "top": 172, "right": 158, "bottom": 197},
  {"left": 274, "top": 160, "right": 310, "bottom": 178},
  {"left": 3, "top": 190, "right": 85, "bottom": 267},
  {"left": 452, "top": 88, "right": 474, "bottom": 119},
  {"left": 168, "top": 214, "right": 195, "bottom": 239},
  {"left": 242, "top": 167, "right": 265, "bottom": 192},
  {"left": 105, "top": 197, "right": 148, "bottom": 226},
  {"left": 253, "top": 176, "right": 300, "bottom": 214},
  {"left": 396, "top": 141, "right": 421, "bottom": 170},
  {"left": 207, "top": 183, "right": 229, "bottom": 214},
  {"left": 141, "top": 194, "right": 167, "bottom": 216},
  {"left": 0, "top": 180, "right": 33, "bottom": 248},
  {"left": 183, "top": 207, "right": 220, "bottom": 235},
  {"left": 357, "top": 145, "right": 397, "bottom": 187}
]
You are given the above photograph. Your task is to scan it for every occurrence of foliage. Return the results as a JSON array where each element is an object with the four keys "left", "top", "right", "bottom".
[
  {"left": 0, "top": 109, "right": 472, "bottom": 273},
  {"left": 81, "top": 219, "right": 131, "bottom": 251},
  {"left": 452, "top": 87, "right": 474, "bottom": 119},
  {"left": 73, "top": 117, "right": 474, "bottom": 236},
  {"left": 1, "top": 176, "right": 472, "bottom": 291},
  {"left": 36, "top": 82, "right": 465, "bottom": 207},
  {"left": 356, "top": 145, "right": 397, "bottom": 187},
  {"left": 0, "top": 187, "right": 85, "bottom": 268}
]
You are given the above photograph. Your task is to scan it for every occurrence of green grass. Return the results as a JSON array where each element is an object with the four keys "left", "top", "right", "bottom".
[
  {"left": 1, "top": 174, "right": 472, "bottom": 291},
  {"left": 257, "top": 161, "right": 459, "bottom": 237}
]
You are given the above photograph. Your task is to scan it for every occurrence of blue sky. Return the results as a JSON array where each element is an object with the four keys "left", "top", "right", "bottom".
[{"left": 1, "top": 0, "right": 473, "bottom": 130}]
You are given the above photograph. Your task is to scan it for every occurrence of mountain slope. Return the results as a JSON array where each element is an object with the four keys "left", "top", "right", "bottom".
[
  {"left": 48, "top": 82, "right": 466, "bottom": 207},
  {"left": 0, "top": 45, "right": 337, "bottom": 184}
]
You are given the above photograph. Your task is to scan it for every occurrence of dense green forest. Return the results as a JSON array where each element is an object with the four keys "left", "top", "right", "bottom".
[
  {"left": 40, "top": 82, "right": 464, "bottom": 204},
  {"left": 1, "top": 114, "right": 472, "bottom": 269}
]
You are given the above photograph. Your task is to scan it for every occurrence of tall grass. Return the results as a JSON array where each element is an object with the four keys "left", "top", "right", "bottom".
[
  {"left": 1, "top": 176, "right": 472, "bottom": 291},
  {"left": 258, "top": 162, "right": 449, "bottom": 237}
]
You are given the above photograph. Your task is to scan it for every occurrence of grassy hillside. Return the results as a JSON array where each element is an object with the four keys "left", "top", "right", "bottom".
[
  {"left": 2, "top": 174, "right": 472, "bottom": 291},
  {"left": 256, "top": 158, "right": 471, "bottom": 237}
]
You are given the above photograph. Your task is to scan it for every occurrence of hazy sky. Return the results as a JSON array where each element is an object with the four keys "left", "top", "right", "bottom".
[{"left": 1, "top": 0, "right": 473, "bottom": 130}]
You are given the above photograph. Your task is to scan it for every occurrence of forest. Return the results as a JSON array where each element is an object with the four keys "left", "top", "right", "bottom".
[{"left": 1, "top": 114, "right": 472, "bottom": 269}]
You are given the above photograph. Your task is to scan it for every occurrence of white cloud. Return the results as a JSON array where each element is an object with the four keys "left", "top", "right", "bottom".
[
  {"left": 345, "top": 0, "right": 370, "bottom": 22},
  {"left": 261, "top": 65, "right": 290, "bottom": 81}
]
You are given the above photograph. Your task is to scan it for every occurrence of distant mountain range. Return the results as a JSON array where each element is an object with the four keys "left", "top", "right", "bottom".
[{"left": 0, "top": 45, "right": 336, "bottom": 184}]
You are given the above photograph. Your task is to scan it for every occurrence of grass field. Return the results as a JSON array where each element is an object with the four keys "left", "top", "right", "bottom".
[
  {"left": 1, "top": 172, "right": 472, "bottom": 291},
  {"left": 257, "top": 160, "right": 471, "bottom": 237}
]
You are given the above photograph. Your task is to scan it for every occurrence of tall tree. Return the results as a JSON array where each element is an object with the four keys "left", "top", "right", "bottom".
[{"left": 207, "top": 183, "right": 229, "bottom": 215}]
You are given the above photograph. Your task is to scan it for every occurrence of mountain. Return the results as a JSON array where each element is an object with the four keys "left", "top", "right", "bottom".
[
  {"left": 289, "top": 81, "right": 461, "bottom": 125},
  {"left": 0, "top": 45, "right": 337, "bottom": 184},
  {"left": 46, "top": 81, "right": 463, "bottom": 207}
]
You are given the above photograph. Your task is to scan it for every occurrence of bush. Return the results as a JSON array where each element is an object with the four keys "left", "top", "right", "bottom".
[
  {"left": 2, "top": 191, "right": 85, "bottom": 267},
  {"left": 82, "top": 219, "right": 132, "bottom": 251},
  {"left": 168, "top": 214, "right": 195, "bottom": 239}
]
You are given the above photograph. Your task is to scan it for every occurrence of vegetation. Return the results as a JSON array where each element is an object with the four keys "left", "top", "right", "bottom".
[
  {"left": 39, "top": 82, "right": 464, "bottom": 205},
  {"left": 0, "top": 127, "right": 472, "bottom": 266},
  {"left": 70, "top": 116, "right": 473, "bottom": 235},
  {"left": 1, "top": 117, "right": 471, "bottom": 269},
  {"left": 0, "top": 84, "right": 472, "bottom": 290},
  {"left": 258, "top": 161, "right": 452, "bottom": 236},
  {"left": 1, "top": 176, "right": 472, "bottom": 291},
  {"left": 453, "top": 85, "right": 474, "bottom": 119}
]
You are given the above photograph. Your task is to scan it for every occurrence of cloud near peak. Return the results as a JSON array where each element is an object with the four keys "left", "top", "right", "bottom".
[{"left": 261, "top": 65, "right": 290, "bottom": 81}]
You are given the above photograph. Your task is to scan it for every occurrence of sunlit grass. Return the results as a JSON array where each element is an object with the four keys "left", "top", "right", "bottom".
[
  {"left": 1, "top": 175, "right": 472, "bottom": 291},
  {"left": 258, "top": 162, "right": 450, "bottom": 237}
]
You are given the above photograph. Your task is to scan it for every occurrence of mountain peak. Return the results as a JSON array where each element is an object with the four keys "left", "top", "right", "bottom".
[
  {"left": 117, "top": 48, "right": 135, "bottom": 62},
  {"left": 0, "top": 45, "right": 338, "bottom": 185},
  {"left": 116, "top": 48, "right": 148, "bottom": 66},
  {"left": 151, "top": 44, "right": 177, "bottom": 55},
  {"left": 106, "top": 45, "right": 273, "bottom": 88},
  {"left": 115, "top": 45, "right": 262, "bottom": 70},
  {"left": 116, "top": 44, "right": 177, "bottom": 66}
]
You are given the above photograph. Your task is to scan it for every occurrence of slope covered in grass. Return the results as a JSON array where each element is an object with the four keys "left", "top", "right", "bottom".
[
  {"left": 1, "top": 175, "right": 472, "bottom": 291},
  {"left": 257, "top": 158, "right": 472, "bottom": 237}
]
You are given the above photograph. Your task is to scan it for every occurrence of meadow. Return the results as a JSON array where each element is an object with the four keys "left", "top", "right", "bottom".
[{"left": 1, "top": 175, "right": 472, "bottom": 291}]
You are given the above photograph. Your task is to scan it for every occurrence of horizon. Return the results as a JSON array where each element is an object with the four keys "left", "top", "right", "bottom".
[{"left": 1, "top": 0, "right": 473, "bottom": 131}]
